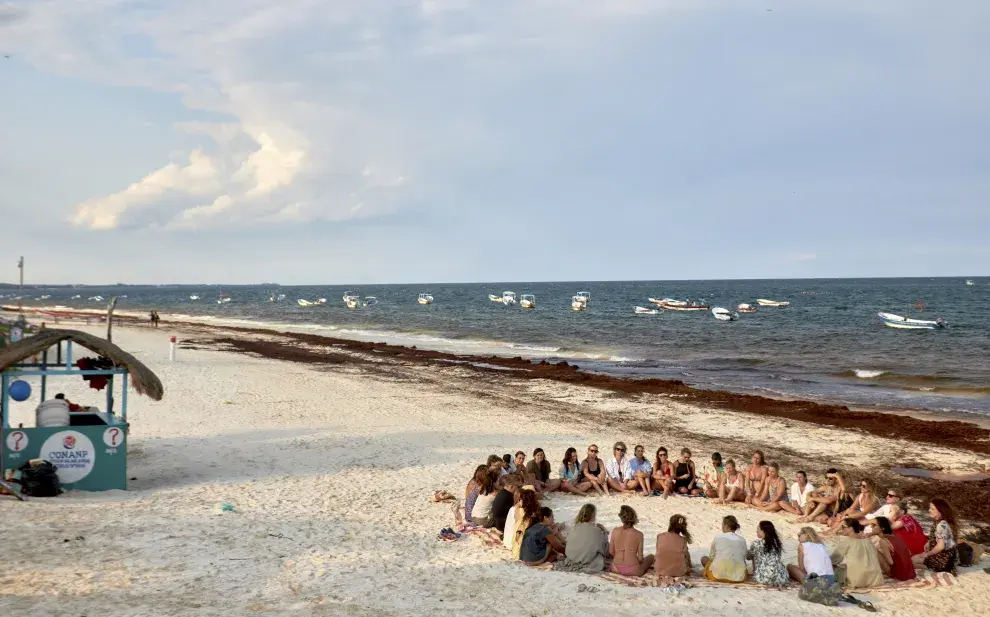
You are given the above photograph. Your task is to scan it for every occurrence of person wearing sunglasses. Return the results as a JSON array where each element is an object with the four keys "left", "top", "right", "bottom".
[
  {"left": 605, "top": 441, "right": 637, "bottom": 494},
  {"left": 652, "top": 447, "right": 676, "bottom": 498},
  {"left": 828, "top": 478, "right": 880, "bottom": 532},
  {"left": 581, "top": 444, "right": 609, "bottom": 496},
  {"left": 796, "top": 468, "right": 843, "bottom": 524},
  {"left": 862, "top": 488, "right": 901, "bottom": 530}
]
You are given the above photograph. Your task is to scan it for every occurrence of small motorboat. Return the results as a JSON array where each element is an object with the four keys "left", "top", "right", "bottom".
[
  {"left": 501, "top": 291, "right": 517, "bottom": 306},
  {"left": 342, "top": 291, "right": 359, "bottom": 302},
  {"left": 297, "top": 299, "right": 314, "bottom": 307},
  {"left": 712, "top": 307, "right": 739, "bottom": 321},
  {"left": 649, "top": 297, "right": 683, "bottom": 307},
  {"left": 315, "top": 298, "right": 327, "bottom": 305},
  {"left": 737, "top": 303, "right": 757, "bottom": 313},
  {"left": 966, "top": 279, "right": 975, "bottom": 286},
  {"left": 520, "top": 294, "right": 536, "bottom": 309},
  {"left": 756, "top": 299, "right": 790, "bottom": 307},
  {"left": 634, "top": 306, "right": 659, "bottom": 315},
  {"left": 659, "top": 300, "right": 709, "bottom": 311},
  {"left": 571, "top": 296, "right": 587, "bottom": 311},
  {"left": 575, "top": 291, "right": 591, "bottom": 305},
  {"left": 418, "top": 293, "right": 434, "bottom": 305},
  {"left": 364, "top": 296, "right": 378, "bottom": 306},
  {"left": 345, "top": 296, "right": 361, "bottom": 309},
  {"left": 488, "top": 294, "right": 503, "bottom": 303},
  {"left": 878, "top": 312, "right": 946, "bottom": 330}
]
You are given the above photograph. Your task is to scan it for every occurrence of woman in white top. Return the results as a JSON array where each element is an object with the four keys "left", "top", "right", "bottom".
[
  {"left": 470, "top": 472, "right": 498, "bottom": 527},
  {"left": 779, "top": 471, "right": 814, "bottom": 515},
  {"left": 787, "top": 527, "right": 836, "bottom": 583}
]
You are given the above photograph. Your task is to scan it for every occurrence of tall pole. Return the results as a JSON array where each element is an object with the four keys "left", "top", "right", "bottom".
[{"left": 17, "top": 256, "right": 23, "bottom": 314}]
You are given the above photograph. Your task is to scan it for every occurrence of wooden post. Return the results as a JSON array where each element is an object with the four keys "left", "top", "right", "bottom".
[{"left": 106, "top": 296, "right": 119, "bottom": 342}]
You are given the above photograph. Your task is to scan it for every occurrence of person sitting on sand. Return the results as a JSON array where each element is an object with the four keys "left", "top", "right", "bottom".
[
  {"left": 779, "top": 470, "right": 815, "bottom": 515},
  {"left": 509, "top": 488, "right": 541, "bottom": 557},
  {"left": 652, "top": 447, "right": 676, "bottom": 498},
  {"left": 888, "top": 501, "right": 927, "bottom": 555},
  {"left": 605, "top": 442, "right": 637, "bottom": 494},
  {"left": 520, "top": 507, "right": 566, "bottom": 566},
  {"left": 673, "top": 448, "right": 701, "bottom": 495},
  {"left": 470, "top": 470, "right": 499, "bottom": 527},
  {"left": 487, "top": 454, "right": 506, "bottom": 476},
  {"left": 629, "top": 445, "right": 653, "bottom": 495},
  {"left": 502, "top": 454, "right": 514, "bottom": 473},
  {"left": 913, "top": 498, "right": 959, "bottom": 574},
  {"left": 747, "top": 521, "right": 790, "bottom": 586},
  {"left": 830, "top": 518, "right": 884, "bottom": 588},
  {"left": 702, "top": 515, "right": 748, "bottom": 582},
  {"left": 492, "top": 473, "right": 523, "bottom": 533},
  {"left": 872, "top": 516, "right": 916, "bottom": 581},
  {"left": 861, "top": 487, "right": 900, "bottom": 528},
  {"left": 787, "top": 527, "right": 835, "bottom": 584},
  {"left": 464, "top": 464, "right": 488, "bottom": 521},
  {"left": 828, "top": 478, "right": 879, "bottom": 532},
  {"left": 744, "top": 450, "right": 769, "bottom": 506},
  {"left": 609, "top": 506, "right": 655, "bottom": 576},
  {"left": 559, "top": 447, "right": 592, "bottom": 495},
  {"left": 796, "top": 468, "right": 841, "bottom": 523},
  {"left": 698, "top": 452, "right": 725, "bottom": 498},
  {"left": 753, "top": 462, "right": 788, "bottom": 512},
  {"left": 581, "top": 444, "right": 609, "bottom": 496},
  {"left": 526, "top": 448, "right": 565, "bottom": 493},
  {"left": 514, "top": 451, "right": 527, "bottom": 473},
  {"left": 655, "top": 514, "right": 693, "bottom": 579},
  {"left": 558, "top": 504, "right": 610, "bottom": 573},
  {"left": 716, "top": 459, "right": 746, "bottom": 505}
]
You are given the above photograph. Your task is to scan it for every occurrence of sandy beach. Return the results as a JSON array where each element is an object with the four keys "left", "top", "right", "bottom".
[{"left": 2, "top": 322, "right": 989, "bottom": 616}]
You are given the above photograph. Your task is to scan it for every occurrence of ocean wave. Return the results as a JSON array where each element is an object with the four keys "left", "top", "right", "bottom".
[
  {"left": 852, "top": 369, "right": 886, "bottom": 379},
  {"left": 835, "top": 369, "right": 960, "bottom": 385}
]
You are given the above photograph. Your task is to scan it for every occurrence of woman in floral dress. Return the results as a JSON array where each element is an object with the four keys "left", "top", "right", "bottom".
[{"left": 747, "top": 521, "right": 790, "bottom": 586}]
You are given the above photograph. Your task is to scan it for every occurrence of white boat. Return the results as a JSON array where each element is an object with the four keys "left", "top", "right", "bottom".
[
  {"left": 659, "top": 300, "right": 709, "bottom": 311},
  {"left": 297, "top": 299, "right": 314, "bottom": 307},
  {"left": 342, "top": 291, "right": 359, "bottom": 302},
  {"left": 571, "top": 296, "right": 587, "bottom": 311},
  {"left": 71, "top": 295, "right": 81, "bottom": 299},
  {"left": 315, "top": 298, "right": 327, "bottom": 305},
  {"left": 737, "top": 303, "right": 757, "bottom": 313},
  {"left": 650, "top": 297, "right": 685, "bottom": 307},
  {"left": 345, "top": 296, "right": 361, "bottom": 309},
  {"left": 756, "top": 299, "right": 790, "bottom": 307},
  {"left": 364, "top": 296, "right": 378, "bottom": 306},
  {"left": 878, "top": 312, "right": 946, "bottom": 330},
  {"left": 712, "top": 307, "right": 739, "bottom": 321},
  {"left": 966, "top": 280, "right": 975, "bottom": 286},
  {"left": 418, "top": 293, "right": 434, "bottom": 305},
  {"left": 634, "top": 306, "right": 659, "bottom": 315},
  {"left": 520, "top": 294, "right": 536, "bottom": 309},
  {"left": 488, "top": 294, "right": 503, "bottom": 303},
  {"left": 575, "top": 291, "right": 591, "bottom": 305},
  {"left": 501, "top": 291, "right": 517, "bottom": 306}
]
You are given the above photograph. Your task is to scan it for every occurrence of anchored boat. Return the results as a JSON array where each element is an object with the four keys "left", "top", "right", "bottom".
[
  {"left": 571, "top": 296, "right": 588, "bottom": 311},
  {"left": 878, "top": 312, "right": 946, "bottom": 330},
  {"left": 737, "top": 303, "right": 757, "bottom": 313},
  {"left": 501, "top": 291, "right": 517, "bottom": 306},
  {"left": 520, "top": 294, "right": 536, "bottom": 309},
  {"left": 756, "top": 299, "right": 790, "bottom": 307},
  {"left": 712, "top": 307, "right": 739, "bottom": 321},
  {"left": 634, "top": 306, "right": 659, "bottom": 315},
  {"left": 418, "top": 293, "right": 434, "bottom": 305}
]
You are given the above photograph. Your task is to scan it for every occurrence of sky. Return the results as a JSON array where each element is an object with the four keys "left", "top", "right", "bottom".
[{"left": 0, "top": 0, "right": 988, "bottom": 285}]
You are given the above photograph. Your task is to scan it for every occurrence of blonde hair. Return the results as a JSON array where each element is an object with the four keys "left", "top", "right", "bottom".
[
  {"left": 798, "top": 526, "right": 823, "bottom": 544},
  {"left": 575, "top": 503, "right": 597, "bottom": 524}
]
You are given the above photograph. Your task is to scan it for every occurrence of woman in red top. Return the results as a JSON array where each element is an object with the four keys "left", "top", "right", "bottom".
[
  {"left": 889, "top": 502, "right": 927, "bottom": 555},
  {"left": 875, "top": 516, "right": 916, "bottom": 581}
]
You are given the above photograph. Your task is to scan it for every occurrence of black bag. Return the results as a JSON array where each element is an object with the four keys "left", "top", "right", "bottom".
[
  {"left": 957, "top": 542, "right": 975, "bottom": 567},
  {"left": 17, "top": 461, "right": 62, "bottom": 497}
]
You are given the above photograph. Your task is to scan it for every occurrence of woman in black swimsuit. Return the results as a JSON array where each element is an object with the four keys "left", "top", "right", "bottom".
[
  {"left": 581, "top": 444, "right": 609, "bottom": 496},
  {"left": 673, "top": 448, "right": 701, "bottom": 495}
]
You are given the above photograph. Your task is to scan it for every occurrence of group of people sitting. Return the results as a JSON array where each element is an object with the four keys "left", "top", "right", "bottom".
[{"left": 462, "top": 444, "right": 979, "bottom": 582}]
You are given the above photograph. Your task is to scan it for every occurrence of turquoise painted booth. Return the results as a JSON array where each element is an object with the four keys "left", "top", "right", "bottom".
[{"left": 0, "top": 329, "right": 163, "bottom": 492}]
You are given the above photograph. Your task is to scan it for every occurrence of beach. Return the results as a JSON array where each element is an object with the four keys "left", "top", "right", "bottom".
[{"left": 1, "top": 321, "right": 989, "bottom": 616}]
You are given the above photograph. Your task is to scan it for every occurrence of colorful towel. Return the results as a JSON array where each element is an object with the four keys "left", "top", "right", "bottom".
[{"left": 600, "top": 571, "right": 787, "bottom": 590}]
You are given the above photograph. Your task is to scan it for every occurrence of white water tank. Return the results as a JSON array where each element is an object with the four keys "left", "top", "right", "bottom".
[{"left": 36, "top": 399, "right": 70, "bottom": 428}]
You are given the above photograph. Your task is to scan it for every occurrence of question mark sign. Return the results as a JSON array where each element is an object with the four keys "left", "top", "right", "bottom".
[
  {"left": 13, "top": 432, "right": 24, "bottom": 451},
  {"left": 109, "top": 428, "right": 120, "bottom": 446}
]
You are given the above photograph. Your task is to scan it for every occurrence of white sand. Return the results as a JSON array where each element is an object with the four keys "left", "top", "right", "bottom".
[{"left": 1, "top": 324, "right": 987, "bottom": 616}]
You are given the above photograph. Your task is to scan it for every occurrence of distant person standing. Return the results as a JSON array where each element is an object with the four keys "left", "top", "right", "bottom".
[{"left": 152, "top": 311, "right": 161, "bottom": 328}]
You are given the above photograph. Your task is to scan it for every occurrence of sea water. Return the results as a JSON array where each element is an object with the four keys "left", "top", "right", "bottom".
[{"left": 11, "top": 278, "right": 989, "bottom": 417}]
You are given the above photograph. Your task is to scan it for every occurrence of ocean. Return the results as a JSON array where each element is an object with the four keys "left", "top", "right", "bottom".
[{"left": 7, "top": 278, "right": 988, "bottom": 417}]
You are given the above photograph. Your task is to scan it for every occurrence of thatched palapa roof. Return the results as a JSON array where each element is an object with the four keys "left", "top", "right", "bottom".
[{"left": 0, "top": 329, "right": 163, "bottom": 401}]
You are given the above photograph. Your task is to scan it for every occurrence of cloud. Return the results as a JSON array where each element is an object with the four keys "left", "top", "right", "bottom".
[{"left": 790, "top": 253, "right": 818, "bottom": 262}]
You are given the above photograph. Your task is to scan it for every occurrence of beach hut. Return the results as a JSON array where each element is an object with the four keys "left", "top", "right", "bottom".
[{"left": 0, "top": 329, "right": 163, "bottom": 491}]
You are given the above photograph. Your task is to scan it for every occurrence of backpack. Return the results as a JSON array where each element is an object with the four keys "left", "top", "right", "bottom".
[
  {"left": 957, "top": 542, "right": 975, "bottom": 567},
  {"left": 798, "top": 574, "right": 843, "bottom": 606},
  {"left": 17, "top": 461, "right": 62, "bottom": 497}
]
